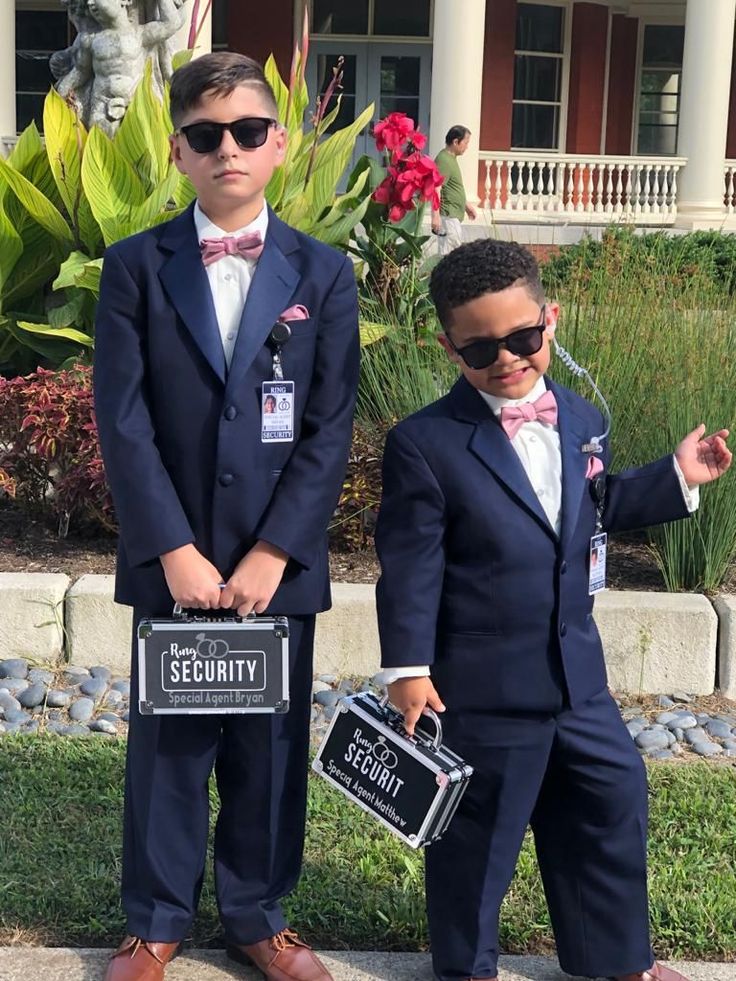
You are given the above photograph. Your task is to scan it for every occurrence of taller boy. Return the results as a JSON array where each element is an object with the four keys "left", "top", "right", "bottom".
[{"left": 94, "top": 54, "right": 360, "bottom": 981}]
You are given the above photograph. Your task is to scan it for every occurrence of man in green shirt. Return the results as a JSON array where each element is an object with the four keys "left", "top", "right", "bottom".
[{"left": 432, "top": 125, "right": 478, "bottom": 254}]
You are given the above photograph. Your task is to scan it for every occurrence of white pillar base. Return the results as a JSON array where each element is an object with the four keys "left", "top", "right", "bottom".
[{"left": 0, "top": 0, "right": 16, "bottom": 148}]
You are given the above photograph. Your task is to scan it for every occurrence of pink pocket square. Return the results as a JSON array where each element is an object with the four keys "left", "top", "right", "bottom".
[
  {"left": 585, "top": 456, "right": 604, "bottom": 479},
  {"left": 279, "top": 304, "right": 310, "bottom": 321}
]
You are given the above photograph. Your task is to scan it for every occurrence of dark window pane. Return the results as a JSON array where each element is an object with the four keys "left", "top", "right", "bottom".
[
  {"left": 380, "top": 96, "right": 419, "bottom": 120},
  {"left": 512, "top": 103, "right": 559, "bottom": 149},
  {"left": 212, "top": 0, "right": 228, "bottom": 48},
  {"left": 516, "top": 3, "right": 564, "bottom": 53},
  {"left": 374, "top": 0, "right": 431, "bottom": 36},
  {"left": 643, "top": 25, "right": 684, "bottom": 67},
  {"left": 16, "top": 93, "right": 45, "bottom": 132},
  {"left": 313, "top": 0, "right": 369, "bottom": 35},
  {"left": 638, "top": 124, "right": 678, "bottom": 156},
  {"left": 16, "top": 51, "right": 56, "bottom": 92},
  {"left": 380, "top": 56, "right": 421, "bottom": 97},
  {"left": 513, "top": 55, "right": 561, "bottom": 102},
  {"left": 16, "top": 11, "right": 68, "bottom": 51}
]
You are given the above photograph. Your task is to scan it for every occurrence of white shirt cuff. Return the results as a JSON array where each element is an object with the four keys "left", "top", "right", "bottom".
[
  {"left": 374, "top": 665, "right": 431, "bottom": 685},
  {"left": 673, "top": 455, "right": 700, "bottom": 513}
]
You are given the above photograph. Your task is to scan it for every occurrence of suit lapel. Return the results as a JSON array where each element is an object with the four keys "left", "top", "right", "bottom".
[
  {"left": 157, "top": 205, "right": 227, "bottom": 385},
  {"left": 226, "top": 211, "right": 300, "bottom": 395},
  {"left": 449, "top": 378, "right": 557, "bottom": 540},
  {"left": 548, "top": 379, "right": 593, "bottom": 552}
]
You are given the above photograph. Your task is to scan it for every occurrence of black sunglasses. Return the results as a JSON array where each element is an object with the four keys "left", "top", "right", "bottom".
[
  {"left": 447, "top": 306, "right": 547, "bottom": 370},
  {"left": 179, "top": 116, "right": 277, "bottom": 154}
]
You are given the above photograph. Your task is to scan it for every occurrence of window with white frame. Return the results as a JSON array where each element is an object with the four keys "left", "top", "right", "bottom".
[
  {"left": 16, "top": 8, "right": 69, "bottom": 132},
  {"left": 636, "top": 24, "right": 684, "bottom": 156},
  {"left": 512, "top": 2, "right": 565, "bottom": 150},
  {"left": 311, "top": 0, "right": 431, "bottom": 37}
]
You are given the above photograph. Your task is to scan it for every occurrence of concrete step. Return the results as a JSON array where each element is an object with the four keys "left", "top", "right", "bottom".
[{"left": 0, "top": 950, "right": 734, "bottom": 981}]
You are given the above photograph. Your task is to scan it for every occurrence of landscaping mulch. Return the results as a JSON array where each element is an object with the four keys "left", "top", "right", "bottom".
[{"left": 5, "top": 498, "right": 733, "bottom": 590}]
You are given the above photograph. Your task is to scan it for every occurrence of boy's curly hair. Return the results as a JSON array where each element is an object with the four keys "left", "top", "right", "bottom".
[{"left": 429, "top": 239, "right": 544, "bottom": 332}]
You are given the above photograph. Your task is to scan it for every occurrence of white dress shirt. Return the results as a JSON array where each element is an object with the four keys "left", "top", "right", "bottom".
[
  {"left": 193, "top": 201, "right": 269, "bottom": 368},
  {"left": 376, "top": 377, "right": 699, "bottom": 686}
]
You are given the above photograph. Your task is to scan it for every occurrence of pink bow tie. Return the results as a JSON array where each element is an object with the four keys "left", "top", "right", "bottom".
[
  {"left": 200, "top": 232, "right": 264, "bottom": 266},
  {"left": 499, "top": 390, "right": 558, "bottom": 439}
]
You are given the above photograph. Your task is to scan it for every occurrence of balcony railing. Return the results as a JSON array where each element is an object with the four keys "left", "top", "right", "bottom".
[{"left": 479, "top": 152, "right": 687, "bottom": 224}]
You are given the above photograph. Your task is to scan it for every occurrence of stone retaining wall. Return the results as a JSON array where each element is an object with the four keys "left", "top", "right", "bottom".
[{"left": 0, "top": 573, "right": 733, "bottom": 696}]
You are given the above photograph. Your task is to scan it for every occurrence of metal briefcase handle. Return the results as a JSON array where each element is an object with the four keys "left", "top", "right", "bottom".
[
  {"left": 380, "top": 694, "right": 444, "bottom": 753},
  {"left": 172, "top": 602, "right": 257, "bottom": 621}
]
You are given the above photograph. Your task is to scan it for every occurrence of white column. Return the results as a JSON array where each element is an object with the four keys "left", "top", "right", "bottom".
[
  {"left": 429, "top": 0, "right": 487, "bottom": 205},
  {"left": 0, "top": 0, "right": 16, "bottom": 150},
  {"left": 676, "top": 0, "right": 736, "bottom": 228},
  {"left": 171, "top": 0, "right": 213, "bottom": 59}
]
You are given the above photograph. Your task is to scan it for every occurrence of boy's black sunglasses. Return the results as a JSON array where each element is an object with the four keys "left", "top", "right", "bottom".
[
  {"left": 447, "top": 306, "right": 547, "bottom": 370},
  {"left": 179, "top": 116, "right": 278, "bottom": 154}
]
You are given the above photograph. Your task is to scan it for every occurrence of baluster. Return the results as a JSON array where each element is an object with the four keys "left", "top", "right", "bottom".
[
  {"left": 483, "top": 161, "right": 491, "bottom": 209},
  {"left": 543, "top": 162, "right": 554, "bottom": 213},
  {"left": 642, "top": 164, "right": 652, "bottom": 214},
  {"left": 575, "top": 165, "right": 585, "bottom": 212},
  {"left": 594, "top": 163, "right": 604, "bottom": 213},
  {"left": 605, "top": 164, "right": 614, "bottom": 214},
  {"left": 656, "top": 165, "right": 667, "bottom": 216},
  {"left": 726, "top": 167, "right": 734, "bottom": 215},
  {"left": 505, "top": 161, "right": 514, "bottom": 211},
  {"left": 557, "top": 163, "right": 566, "bottom": 211},
  {"left": 565, "top": 163, "right": 576, "bottom": 213},
  {"left": 493, "top": 160, "right": 503, "bottom": 210},
  {"left": 624, "top": 165, "right": 634, "bottom": 215},
  {"left": 583, "top": 164, "right": 593, "bottom": 214},
  {"left": 670, "top": 166, "right": 679, "bottom": 219},
  {"left": 614, "top": 166, "right": 624, "bottom": 215}
]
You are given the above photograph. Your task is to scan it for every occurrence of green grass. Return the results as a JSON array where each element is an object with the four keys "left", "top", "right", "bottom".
[{"left": 1, "top": 736, "right": 735, "bottom": 958}]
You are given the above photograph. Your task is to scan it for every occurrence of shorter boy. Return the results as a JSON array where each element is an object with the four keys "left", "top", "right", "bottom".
[{"left": 375, "top": 239, "right": 730, "bottom": 981}]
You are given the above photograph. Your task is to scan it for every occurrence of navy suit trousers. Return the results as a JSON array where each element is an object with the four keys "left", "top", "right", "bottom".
[
  {"left": 426, "top": 689, "right": 653, "bottom": 980},
  {"left": 123, "top": 609, "right": 315, "bottom": 943}
]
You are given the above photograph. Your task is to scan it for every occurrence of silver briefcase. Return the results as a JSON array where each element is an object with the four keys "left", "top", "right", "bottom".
[
  {"left": 313, "top": 691, "right": 473, "bottom": 848},
  {"left": 137, "top": 608, "right": 289, "bottom": 715}
]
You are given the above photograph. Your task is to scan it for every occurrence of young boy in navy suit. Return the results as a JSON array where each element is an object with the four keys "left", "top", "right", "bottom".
[
  {"left": 94, "top": 52, "right": 359, "bottom": 981},
  {"left": 375, "top": 239, "right": 731, "bottom": 981}
]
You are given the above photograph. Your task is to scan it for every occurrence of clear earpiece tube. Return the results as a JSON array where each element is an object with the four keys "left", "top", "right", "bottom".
[{"left": 553, "top": 339, "right": 612, "bottom": 454}]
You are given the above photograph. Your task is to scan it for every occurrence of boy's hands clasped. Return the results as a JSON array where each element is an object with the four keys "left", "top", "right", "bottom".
[{"left": 160, "top": 540, "right": 288, "bottom": 616}]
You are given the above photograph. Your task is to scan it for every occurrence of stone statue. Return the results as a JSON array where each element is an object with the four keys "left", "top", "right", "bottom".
[{"left": 52, "top": 0, "right": 187, "bottom": 135}]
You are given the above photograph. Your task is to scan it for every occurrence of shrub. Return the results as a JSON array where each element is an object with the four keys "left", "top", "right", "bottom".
[
  {"left": 0, "top": 366, "right": 113, "bottom": 534},
  {"left": 329, "top": 422, "right": 385, "bottom": 552}
]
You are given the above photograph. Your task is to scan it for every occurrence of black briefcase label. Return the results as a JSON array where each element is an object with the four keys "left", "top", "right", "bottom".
[
  {"left": 313, "top": 692, "right": 473, "bottom": 848},
  {"left": 137, "top": 616, "right": 289, "bottom": 715}
]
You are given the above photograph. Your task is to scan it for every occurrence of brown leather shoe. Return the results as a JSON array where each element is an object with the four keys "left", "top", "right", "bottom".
[
  {"left": 227, "top": 928, "right": 333, "bottom": 980},
  {"left": 614, "top": 962, "right": 690, "bottom": 981},
  {"left": 104, "top": 935, "right": 181, "bottom": 981}
]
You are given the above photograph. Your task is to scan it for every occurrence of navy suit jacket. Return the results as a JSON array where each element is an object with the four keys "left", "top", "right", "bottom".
[
  {"left": 94, "top": 204, "right": 360, "bottom": 614},
  {"left": 375, "top": 376, "right": 689, "bottom": 713}
]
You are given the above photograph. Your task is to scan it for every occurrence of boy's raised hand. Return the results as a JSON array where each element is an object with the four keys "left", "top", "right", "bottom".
[
  {"left": 160, "top": 543, "right": 224, "bottom": 609},
  {"left": 387, "top": 677, "right": 446, "bottom": 737},
  {"left": 674, "top": 425, "right": 732, "bottom": 485},
  {"left": 219, "top": 540, "right": 288, "bottom": 617}
]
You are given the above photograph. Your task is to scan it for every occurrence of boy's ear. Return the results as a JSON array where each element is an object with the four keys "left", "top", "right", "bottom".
[
  {"left": 544, "top": 301, "right": 560, "bottom": 338},
  {"left": 437, "top": 332, "right": 458, "bottom": 361},
  {"left": 274, "top": 125, "right": 287, "bottom": 165}
]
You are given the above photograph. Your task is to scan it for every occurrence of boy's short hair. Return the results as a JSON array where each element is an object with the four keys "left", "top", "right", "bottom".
[
  {"left": 430, "top": 239, "right": 544, "bottom": 330},
  {"left": 169, "top": 52, "right": 279, "bottom": 129},
  {"left": 445, "top": 125, "right": 470, "bottom": 145}
]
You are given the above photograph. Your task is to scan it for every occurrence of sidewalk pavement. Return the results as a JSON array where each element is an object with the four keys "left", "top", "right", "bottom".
[{"left": 0, "top": 949, "right": 734, "bottom": 981}]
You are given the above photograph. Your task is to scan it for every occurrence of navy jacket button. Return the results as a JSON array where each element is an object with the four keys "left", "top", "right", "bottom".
[
  {"left": 219, "top": 473, "right": 234, "bottom": 487},
  {"left": 560, "top": 561, "right": 567, "bottom": 575},
  {"left": 560, "top": 622, "right": 568, "bottom": 637},
  {"left": 224, "top": 406, "right": 237, "bottom": 421}
]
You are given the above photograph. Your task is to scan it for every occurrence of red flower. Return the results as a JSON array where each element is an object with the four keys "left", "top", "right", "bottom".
[{"left": 374, "top": 112, "right": 415, "bottom": 153}]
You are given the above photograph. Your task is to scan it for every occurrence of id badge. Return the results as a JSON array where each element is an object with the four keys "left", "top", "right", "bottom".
[
  {"left": 588, "top": 532, "right": 607, "bottom": 595},
  {"left": 261, "top": 381, "right": 294, "bottom": 443}
]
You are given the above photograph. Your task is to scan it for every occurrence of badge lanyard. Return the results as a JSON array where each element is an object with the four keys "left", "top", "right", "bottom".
[
  {"left": 588, "top": 475, "right": 607, "bottom": 595},
  {"left": 262, "top": 321, "right": 295, "bottom": 443}
]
